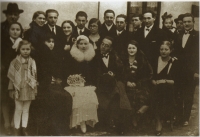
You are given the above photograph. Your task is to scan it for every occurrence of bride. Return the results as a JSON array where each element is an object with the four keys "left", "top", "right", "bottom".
[{"left": 63, "top": 35, "right": 98, "bottom": 133}]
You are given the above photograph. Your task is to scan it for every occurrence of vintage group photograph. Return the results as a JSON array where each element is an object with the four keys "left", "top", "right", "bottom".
[{"left": 0, "top": 0, "right": 199, "bottom": 136}]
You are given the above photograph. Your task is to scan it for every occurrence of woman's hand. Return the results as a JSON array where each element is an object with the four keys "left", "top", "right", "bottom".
[
  {"left": 152, "top": 80, "right": 157, "bottom": 85},
  {"left": 64, "top": 45, "right": 71, "bottom": 51},
  {"left": 55, "top": 78, "right": 62, "bottom": 85},
  {"left": 166, "top": 80, "right": 174, "bottom": 85},
  {"left": 127, "top": 81, "right": 136, "bottom": 88},
  {"left": 9, "top": 90, "right": 15, "bottom": 99}
]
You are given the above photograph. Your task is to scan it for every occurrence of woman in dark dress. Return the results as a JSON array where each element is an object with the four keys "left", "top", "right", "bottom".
[
  {"left": 151, "top": 41, "right": 180, "bottom": 136},
  {"left": 61, "top": 20, "right": 76, "bottom": 77},
  {"left": 1, "top": 22, "right": 23, "bottom": 135},
  {"left": 122, "top": 40, "right": 153, "bottom": 131},
  {"left": 36, "top": 33, "right": 72, "bottom": 136},
  {"left": 88, "top": 18, "right": 102, "bottom": 51},
  {"left": 24, "top": 11, "right": 46, "bottom": 51}
]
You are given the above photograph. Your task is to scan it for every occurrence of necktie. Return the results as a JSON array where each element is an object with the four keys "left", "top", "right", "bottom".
[
  {"left": 52, "top": 28, "right": 55, "bottom": 35},
  {"left": 80, "top": 30, "right": 83, "bottom": 35}
]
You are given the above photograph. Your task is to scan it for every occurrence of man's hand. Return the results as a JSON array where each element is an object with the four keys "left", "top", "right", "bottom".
[{"left": 127, "top": 81, "right": 136, "bottom": 88}]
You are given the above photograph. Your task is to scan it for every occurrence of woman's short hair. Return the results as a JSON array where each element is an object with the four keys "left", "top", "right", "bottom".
[
  {"left": 32, "top": 11, "right": 45, "bottom": 21},
  {"left": 127, "top": 40, "right": 139, "bottom": 48},
  {"left": 9, "top": 22, "right": 23, "bottom": 38},
  {"left": 161, "top": 40, "right": 173, "bottom": 50},
  {"left": 61, "top": 20, "right": 75, "bottom": 34},
  {"left": 88, "top": 18, "right": 101, "bottom": 33}
]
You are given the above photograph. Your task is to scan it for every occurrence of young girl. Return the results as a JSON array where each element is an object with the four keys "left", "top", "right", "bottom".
[
  {"left": 1, "top": 22, "right": 23, "bottom": 135},
  {"left": 161, "top": 12, "right": 176, "bottom": 43},
  {"left": 151, "top": 41, "right": 180, "bottom": 136},
  {"left": 7, "top": 40, "right": 37, "bottom": 136}
]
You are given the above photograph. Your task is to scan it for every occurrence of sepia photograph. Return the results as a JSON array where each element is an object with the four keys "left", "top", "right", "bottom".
[{"left": 0, "top": 0, "right": 199, "bottom": 136}]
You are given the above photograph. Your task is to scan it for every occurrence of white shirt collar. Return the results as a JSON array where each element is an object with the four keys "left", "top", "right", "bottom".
[
  {"left": 185, "top": 28, "right": 193, "bottom": 33},
  {"left": 48, "top": 24, "right": 56, "bottom": 34},
  {"left": 105, "top": 23, "right": 113, "bottom": 31},
  {"left": 77, "top": 27, "right": 85, "bottom": 35},
  {"left": 10, "top": 37, "right": 15, "bottom": 44},
  {"left": 145, "top": 24, "right": 154, "bottom": 31},
  {"left": 116, "top": 30, "right": 124, "bottom": 35}
]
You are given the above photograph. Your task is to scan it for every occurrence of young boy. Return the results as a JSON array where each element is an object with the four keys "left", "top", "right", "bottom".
[{"left": 74, "top": 11, "right": 90, "bottom": 38}]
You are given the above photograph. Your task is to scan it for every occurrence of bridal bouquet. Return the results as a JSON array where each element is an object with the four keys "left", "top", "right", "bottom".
[{"left": 67, "top": 74, "right": 86, "bottom": 87}]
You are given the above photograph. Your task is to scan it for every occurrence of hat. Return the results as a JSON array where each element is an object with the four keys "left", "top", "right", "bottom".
[
  {"left": 76, "top": 35, "right": 89, "bottom": 43},
  {"left": 174, "top": 14, "right": 184, "bottom": 23},
  {"left": 3, "top": 3, "right": 24, "bottom": 14}
]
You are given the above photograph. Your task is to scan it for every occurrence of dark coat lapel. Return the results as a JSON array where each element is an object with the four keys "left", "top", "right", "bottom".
[
  {"left": 184, "top": 30, "right": 196, "bottom": 49},
  {"left": 108, "top": 53, "right": 115, "bottom": 69},
  {"left": 145, "top": 26, "right": 156, "bottom": 40}
]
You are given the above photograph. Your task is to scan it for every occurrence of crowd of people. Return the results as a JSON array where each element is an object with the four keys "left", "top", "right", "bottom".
[{"left": 1, "top": 2, "right": 199, "bottom": 136}]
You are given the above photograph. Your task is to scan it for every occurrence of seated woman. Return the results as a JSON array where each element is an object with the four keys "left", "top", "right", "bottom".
[
  {"left": 151, "top": 41, "right": 180, "bottom": 136},
  {"left": 88, "top": 18, "right": 102, "bottom": 51},
  {"left": 122, "top": 40, "right": 153, "bottom": 131},
  {"left": 37, "top": 33, "right": 72, "bottom": 136},
  {"left": 64, "top": 35, "right": 98, "bottom": 133}
]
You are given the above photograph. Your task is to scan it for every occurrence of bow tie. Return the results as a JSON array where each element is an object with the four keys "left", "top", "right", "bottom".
[
  {"left": 101, "top": 54, "right": 108, "bottom": 59},
  {"left": 184, "top": 31, "right": 191, "bottom": 35},
  {"left": 146, "top": 28, "right": 150, "bottom": 31}
]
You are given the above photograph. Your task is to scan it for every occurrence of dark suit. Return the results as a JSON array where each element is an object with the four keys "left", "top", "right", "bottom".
[
  {"left": 174, "top": 29, "right": 199, "bottom": 123},
  {"left": 41, "top": 24, "right": 65, "bottom": 54},
  {"left": 73, "top": 26, "right": 90, "bottom": 38},
  {"left": 134, "top": 25, "right": 167, "bottom": 65},
  {"left": 112, "top": 30, "right": 131, "bottom": 61},
  {"left": 100, "top": 23, "right": 116, "bottom": 39},
  {"left": 1, "top": 20, "right": 10, "bottom": 41},
  {"left": 96, "top": 50, "right": 123, "bottom": 81}
]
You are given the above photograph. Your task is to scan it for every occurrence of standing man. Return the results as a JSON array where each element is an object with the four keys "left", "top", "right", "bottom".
[
  {"left": 38, "top": 9, "right": 71, "bottom": 136},
  {"left": 131, "top": 13, "right": 143, "bottom": 37},
  {"left": 135, "top": 11, "right": 167, "bottom": 65},
  {"left": 112, "top": 14, "right": 131, "bottom": 60},
  {"left": 174, "top": 13, "right": 199, "bottom": 126},
  {"left": 1, "top": 3, "right": 23, "bottom": 135},
  {"left": 1, "top": 3, "right": 23, "bottom": 40},
  {"left": 174, "top": 14, "right": 184, "bottom": 37},
  {"left": 74, "top": 11, "right": 90, "bottom": 38},
  {"left": 100, "top": 9, "right": 116, "bottom": 39},
  {"left": 41, "top": 9, "right": 65, "bottom": 53}
]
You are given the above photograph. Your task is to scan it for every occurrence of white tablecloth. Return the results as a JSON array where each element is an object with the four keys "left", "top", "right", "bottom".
[{"left": 64, "top": 86, "right": 99, "bottom": 128}]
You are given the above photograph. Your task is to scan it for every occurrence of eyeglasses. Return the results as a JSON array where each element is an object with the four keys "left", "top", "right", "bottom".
[
  {"left": 89, "top": 25, "right": 98, "bottom": 28},
  {"left": 101, "top": 42, "right": 110, "bottom": 48}
]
